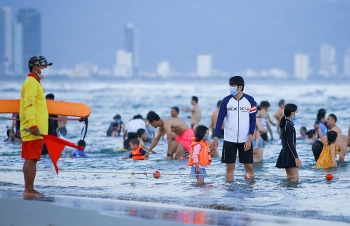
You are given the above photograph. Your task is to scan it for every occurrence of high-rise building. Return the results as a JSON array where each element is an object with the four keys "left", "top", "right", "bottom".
[
  {"left": 294, "top": 54, "right": 309, "bottom": 80},
  {"left": 124, "top": 23, "right": 139, "bottom": 77},
  {"left": 197, "top": 54, "right": 212, "bottom": 77},
  {"left": 13, "top": 22, "right": 23, "bottom": 75},
  {"left": 344, "top": 47, "right": 350, "bottom": 76},
  {"left": 157, "top": 61, "right": 171, "bottom": 78},
  {"left": 113, "top": 50, "right": 133, "bottom": 77},
  {"left": 0, "top": 7, "right": 13, "bottom": 75},
  {"left": 319, "top": 44, "right": 337, "bottom": 77},
  {"left": 17, "top": 8, "right": 41, "bottom": 73}
]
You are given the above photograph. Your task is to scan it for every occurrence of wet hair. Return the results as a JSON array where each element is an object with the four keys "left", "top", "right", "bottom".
[
  {"left": 229, "top": 76, "right": 245, "bottom": 91},
  {"left": 317, "top": 108, "right": 326, "bottom": 121},
  {"left": 217, "top": 100, "right": 222, "bottom": 108},
  {"left": 279, "top": 103, "right": 298, "bottom": 129},
  {"left": 171, "top": 107, "right": 179, "bottom": 114},
  {"left": 133, "top": 114, "right": 143, "bottom": 120},
  {"left": 46, "top": 93, "right": 55, "bottom": 100},
  {"left": 260, "top": 101, "right": 270, "bottom": 108},
  {"left": 326, "top": 130, "right": 337, "bottom": 145},
  {"left": 192, "top": 96, "right": 198, "bottom": 103},
  {"left": 195, "top": 125, "right": 208, "bottom": 142},
  {"left": 129, "top": 138, "right": 140, "bottom": 146},
  {"left": 278, "top": 99, "right": 285, "bottom": 107},
  {"left": 300, "top": 127, "right": 307, "bottom": 133},
  {"left": 147, "top": 111, "right": 160, "bottom": 123},
  {"left": 307, "top": 129, "right": 316, "bottom": 138},
  {"left": 328, "top": 113, "right": 337, "bottom": 122},
  {"left": 137, "top": 128, "right": 146, "bottom": 137},
  {"left": 77, "top": 140, "right": 86, "bottom": 148},
  {"left": 113, "top": 114, "right": 121, "bottom": 120}
]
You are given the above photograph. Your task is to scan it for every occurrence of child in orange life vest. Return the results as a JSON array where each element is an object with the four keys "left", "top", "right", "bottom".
[
  {"left": 315, "top": 130, "right": 338, "bottom": 168},
  {"left": 137, "top": 128, "right": 156, "bottom": 154},
  {"left": 188, "top": 125, "right": 212, "bottom": 184},
  {"left": 122, "top": 138, "right": 147, "bottom": 160}
]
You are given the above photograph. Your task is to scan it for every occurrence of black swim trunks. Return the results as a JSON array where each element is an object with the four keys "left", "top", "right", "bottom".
[{"left": 222, "top": 141, "right": 253, "bottom": 164}]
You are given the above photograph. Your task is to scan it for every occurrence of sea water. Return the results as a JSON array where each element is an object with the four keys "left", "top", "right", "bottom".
[{"left": 1, "top": 78, "right": 350, "bottom": 223}]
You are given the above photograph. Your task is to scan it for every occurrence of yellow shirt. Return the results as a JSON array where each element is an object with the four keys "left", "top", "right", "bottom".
[
  {"left": 19, "top": 74, "right": 48, "bottom": 141},
  {"left": 315, "top": 143, "right": 338, "bottom": 168}
]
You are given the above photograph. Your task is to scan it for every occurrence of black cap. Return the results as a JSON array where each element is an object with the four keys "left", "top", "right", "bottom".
[{"left": 28, "top": 56, "right": 53, "bottom": 68}]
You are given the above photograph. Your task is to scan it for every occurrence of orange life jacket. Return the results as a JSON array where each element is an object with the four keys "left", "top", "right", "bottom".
[
  {"left": 188, "top": 138, "right": 211, "bottom": 166},
  {"left": 131, "top": 146, "right": 145, "bottom": 160}
]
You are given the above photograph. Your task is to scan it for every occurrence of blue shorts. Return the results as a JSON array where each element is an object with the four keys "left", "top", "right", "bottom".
[
  {"left": 252, "top": 139, "right": 263, "bottom": 148},
  {"left": 190, "top": 166, "right": 207, "bottom": 179}
]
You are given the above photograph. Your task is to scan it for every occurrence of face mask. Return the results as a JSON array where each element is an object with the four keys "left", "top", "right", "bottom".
[
  {"left": 292, "top": 113, "right": 298, "bottom": 122},
  {"left": 229, "top": 87, "right": 238, "bottom": 96},
  {"left": 203, "top": 134, "right": 209, "bottom": 141},
  {"left": 37, "top": 67, "right": 49, "bottom": 79}
]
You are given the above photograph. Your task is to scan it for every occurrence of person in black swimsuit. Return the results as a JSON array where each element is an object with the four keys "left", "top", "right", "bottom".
[{"left": 276, "top": 103, "right": 302, "bottom": 182}]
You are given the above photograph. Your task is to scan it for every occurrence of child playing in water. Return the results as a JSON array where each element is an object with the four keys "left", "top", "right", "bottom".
[
  {"left": 122, "top": 138, "right": 147, "bottom": 160},
  {"left": 137, "top": 128, "right": 156, "bottom": 154},
  {"left": 188, "top": 125, "right": 212, "bottom": 184},
  {"left": 314, "top": 130, "right": 338, "bottom": 168},
  {"left": 254, "top": 101, "right": 276, "bottom": 150},
  {"left": 69, "top": 140, "right": 87, "bottom": 158}
]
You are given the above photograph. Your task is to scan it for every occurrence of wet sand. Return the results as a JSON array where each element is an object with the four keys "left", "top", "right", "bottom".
[{"left": 0, "top": 193, "right": 349, "bottom": 226}]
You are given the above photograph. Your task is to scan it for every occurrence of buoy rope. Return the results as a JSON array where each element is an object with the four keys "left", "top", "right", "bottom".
[{"left": 0, "top": 167, "right": 340, "bottom": 178}]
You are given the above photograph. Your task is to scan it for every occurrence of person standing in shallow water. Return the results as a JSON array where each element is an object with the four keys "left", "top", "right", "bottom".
[
  {"left": 20, "top": 56, "right": 52, "bottom": 196},
  {"left": 182, "top": 96, "right": 202, "bottom": 129},
  {"left": 210, "top": 76, "right": 257, "bottom": 182},
  {"left": 275, "top": 103, "right": 302, "bottom": 182}
]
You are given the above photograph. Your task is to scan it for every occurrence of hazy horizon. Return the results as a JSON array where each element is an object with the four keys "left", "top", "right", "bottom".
[{"left": 2, "top": 0, "right": 350, "bottom": 76}]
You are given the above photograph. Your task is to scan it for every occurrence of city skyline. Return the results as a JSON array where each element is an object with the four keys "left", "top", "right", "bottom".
[{"left": 1, "top": 1, "right": 350, "bottom": 79}]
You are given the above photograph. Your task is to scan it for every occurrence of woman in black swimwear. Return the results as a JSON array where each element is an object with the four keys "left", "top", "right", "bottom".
[{"left": 276, "top": 103, "right": 302, "bottom": 182}]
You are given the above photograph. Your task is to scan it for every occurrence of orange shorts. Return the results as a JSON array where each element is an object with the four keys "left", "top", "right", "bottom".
[{"left": 21, "top": 139, "right": 45, "bottom": 161}]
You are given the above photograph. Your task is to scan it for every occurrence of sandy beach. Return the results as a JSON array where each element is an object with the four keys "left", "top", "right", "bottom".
[
  {"left": 1, "top": 193, "right": 349, "bottom": 226},
  {"left": 0, "top": 197, "right": 187, "bottom": 226}
]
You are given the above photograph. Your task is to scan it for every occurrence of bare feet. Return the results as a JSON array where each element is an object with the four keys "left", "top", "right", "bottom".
[{"left": 23, "top": 189, "right": 44, "bottom": 196}]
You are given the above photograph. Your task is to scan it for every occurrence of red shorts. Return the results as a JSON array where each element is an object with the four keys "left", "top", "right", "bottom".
[{"left": 21, "top": 139, "right": 45, "bottom": 161}]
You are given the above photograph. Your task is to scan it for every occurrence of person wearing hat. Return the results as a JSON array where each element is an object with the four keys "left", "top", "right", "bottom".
[{"left": 20, "top": 55, "right": 52, "bottom": 196}]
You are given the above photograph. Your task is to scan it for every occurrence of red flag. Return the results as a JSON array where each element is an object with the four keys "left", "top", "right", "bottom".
[{"left": 42, "top": 134, "right": 84, "bottom": 174}]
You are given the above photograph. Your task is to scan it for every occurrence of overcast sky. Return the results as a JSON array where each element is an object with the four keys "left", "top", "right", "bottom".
[{"left": 3, "top": 0, "right": 350, "bottom": 75}]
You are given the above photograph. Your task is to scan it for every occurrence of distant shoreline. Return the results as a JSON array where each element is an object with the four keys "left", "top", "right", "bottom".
[{"left": 2, "top": 76, "right": 349, "bottom": 85}]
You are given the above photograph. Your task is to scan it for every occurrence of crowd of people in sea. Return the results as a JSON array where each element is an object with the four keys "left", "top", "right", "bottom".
[
  {"left": 102, "top": 77, "right": 350, "bottom": 184},
  {"left": 4, "top": 76, "right": 350, "bottom": 183},
  {"left": 3, "top": 55, "right": 350, "bottom": 195}
]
